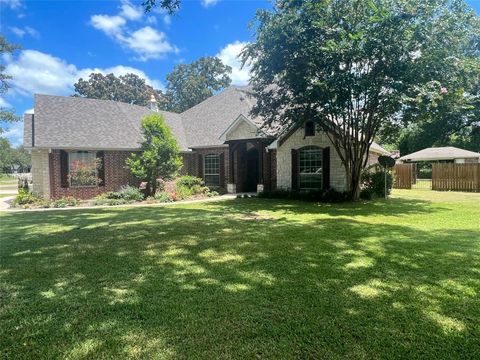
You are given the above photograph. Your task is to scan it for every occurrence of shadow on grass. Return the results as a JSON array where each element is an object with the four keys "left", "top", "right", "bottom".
[{"left": 0, "top": 198, "right": 479, "bottom": 358}]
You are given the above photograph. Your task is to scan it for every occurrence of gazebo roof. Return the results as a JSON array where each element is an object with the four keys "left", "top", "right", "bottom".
[{"left": 399, "top": 146, "right": 480, "bottom": 162}]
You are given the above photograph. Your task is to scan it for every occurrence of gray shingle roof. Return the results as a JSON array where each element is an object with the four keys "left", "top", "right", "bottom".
[
  {"left": 31, "top": 94, "right": 187, "bottom": 150},
  {"left": 28, "top": 87, "right": 389, "bottom": 155},
  {"left": 399, "top": 146, "right": 480, "bottom": 162}
]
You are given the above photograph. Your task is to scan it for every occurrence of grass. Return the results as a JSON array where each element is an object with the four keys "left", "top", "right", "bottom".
[
  {"left": 1, "top": 190, "right": 479, "bottom": 359},
  {"left": 0, "top": 174, "right": 16, "bottom": 185}
]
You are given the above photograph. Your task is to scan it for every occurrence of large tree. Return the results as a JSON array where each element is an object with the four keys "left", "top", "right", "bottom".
[
  {"left": 126, "top": 113, "right": 182, "bottom": 196},
  {"left": 142, "top": 0, "right": 180, "bottom": 13},
  {"left": 164, "top": 57, "right": 232, "bottom": 113},
  {"left": 73, "top": 73, "right": 163, "bottom": 106},
  {"left": 243, "top": 0, "right": 480, "bottom": 200},
  {"left": 0, "top": 36, "right": 21, "bottom": 128}
]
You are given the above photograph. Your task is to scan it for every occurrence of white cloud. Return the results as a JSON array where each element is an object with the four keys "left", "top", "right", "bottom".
[
  {"left": 0, "top": 97, "right": 12, "bottom": 108},
  {"left": 119, "top": 1, "right": 143, "bottom": 21},
  {"left": 2, "top": 121, "right": 24, "bottom": 146},
  {"left": 10, "top": 26, "right": 40, "bottom": 38},
  {"left": 0, "top": 0, "right": 22, "bottom": 10},
  {"left": 90, "top": 2, "right": 177, "bottom": 61},
  {"left": 4, "top": 49, "right": 164, "bottom": 97},
  {"left": 24, "top": 108, "right": 34, "bottom": 114},
  {"left": 202, "top": 0, "right": 220, "bottom": 7},
  {"left": 117, "top": 26, "right": 178, "bottom": 61},
  {"left": 217, "top": 41, "right": 251, "bottom": 86},
  {"left": 90, "top": 14, "right": 126, "bottom": 35}
]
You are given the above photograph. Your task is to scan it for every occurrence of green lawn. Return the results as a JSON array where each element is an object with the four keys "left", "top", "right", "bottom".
[{"left": 1, "top": 190, "right": 479, "bottom": 359}]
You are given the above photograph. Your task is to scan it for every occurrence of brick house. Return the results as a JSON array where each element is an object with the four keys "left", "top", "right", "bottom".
[{"left": 24, "top": 86, "right": 388, "bottom": 199}]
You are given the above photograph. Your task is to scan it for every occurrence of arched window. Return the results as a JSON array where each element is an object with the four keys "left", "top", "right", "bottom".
[
  {"left": 299, "top": 146, "right": 323, "bottom": 190},
  {"left": 204, "top": 154, "right": 220, "bottom": 186},
  {"left": 304, "top": 121, "right": 315, "bottom": 137}
]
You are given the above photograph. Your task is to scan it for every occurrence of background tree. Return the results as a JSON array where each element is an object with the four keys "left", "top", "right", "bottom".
[
  {"left": 73, "top": 73, "right": 163, "bottom": 106},
  {"left": 142, "top": 0, "right": 180, "bottom": 14},
  {"left": 243, "top": 0, "right": 480, "bottom": 200},
  {"left": 126, "top": 113, "right": 182, "bottom": 196},
  {"left": 0, "top": 36, "right": 21, "bottom": 129},
  {"left": 11, "top": 145, "right": 31, "bottom": 172},
  {"left": 0, "top": 139, "right": 31, "bottom": 173},
  {"left": 164, "top": 57, "right": 232, "bottom": 112},
  {"left": 0, "top": 138, "right": 13, "bottom": 173}
]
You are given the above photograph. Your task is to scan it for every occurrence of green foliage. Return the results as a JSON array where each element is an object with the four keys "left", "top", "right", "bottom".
[
  {"left": 164, "top": 57, "right": 232, "bottom": 112},
  {"left": 142, "top": 0, "right": 180, "bottom": 14},
  {"left": 1, "top": 138, "right": 31, "bottom": 173},
  {"left": 0, "top": 35, "right": 21, "bottom": 127},
  {"left": 97, "top": 185, "right": 144, "bottom": 202},
  {"left": 175, "top": 175, "right": 204, "bottom": 189},
  {"left": 154, "top": 191, "right": 173, "bottom": 203},
  {"left": 12, "top": 189, "right": 45, "bottom": 207},
  {"left": 126, "top": 114, "right": 182, "bottom": 196},
  {"left": 361, "top": 170, "right": 393, "bottom": 200},
  {"left": 243, "top": 0, "right": 480, "bottom": 200},
  {"left": 51, "top": 197, "right": 79, "bottom": 208},
  {"left": 73, "top": 72, "right": 162, "bottom": 106},
  {"left": 258, "top": 188, "right": 349, "bottom": 203}
]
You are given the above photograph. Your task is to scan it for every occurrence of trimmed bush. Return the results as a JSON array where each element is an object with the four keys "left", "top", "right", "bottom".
[
  {"left": 176, "top": 176, "right": 204, "bottom": 189},
  {"left": 361, "top": 170, "right": 393, "bottom": 199},
  {"left": 51, "top": 197, "right": 79, "bottom": 208}
]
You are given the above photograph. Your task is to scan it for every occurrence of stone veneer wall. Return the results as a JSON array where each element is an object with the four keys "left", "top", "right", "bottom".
[
  {"left": 31, "top": 149, "right": 51, "bottom": 198},
  {"left": 276, "top": 129, "right": 348, "bottom": 192}
]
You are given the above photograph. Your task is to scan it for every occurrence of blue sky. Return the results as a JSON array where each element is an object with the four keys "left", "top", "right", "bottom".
[{"left": 1, "top": 0, "right": 479, "bottom": 146}]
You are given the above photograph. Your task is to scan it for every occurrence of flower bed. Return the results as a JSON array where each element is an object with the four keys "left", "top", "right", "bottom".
[{"left": 11, "top": 176, "right": 220, "bottom": 209}]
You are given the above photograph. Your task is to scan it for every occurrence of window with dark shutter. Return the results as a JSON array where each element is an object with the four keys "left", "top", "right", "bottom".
[
  {"left": 97, "top": 151, "right": 105, "bottom": 187},
  {"left": 304, "top": 121, "right": 315, "bottom": 137},
  {"left": 322, "top": 147, "right": 330, "bottom": 190},
  {"left": 291, "top": 149, "right": 299, "bottom": 190},
  {"left": 60, "top": 150, "right": 69, "bottom": 188}
]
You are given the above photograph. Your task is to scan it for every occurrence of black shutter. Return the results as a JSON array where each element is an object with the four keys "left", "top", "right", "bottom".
[
  {"left": 198, "top": 153, "right": 203, "bottom": 179},
  {"left": 323, "top": 147, "right": 330, "bottom": 190},
  {"left": 97, "top": 151, "right": 105, "bottom": 187},
  {"left": 291, "top": 149, "right": 299, "bottom": 190},
  {"left": 219, "top": 152, "right": 225, "bottom": 188},
  {"left": 60, "top": 150, "right": 69, "bottom": 188}
]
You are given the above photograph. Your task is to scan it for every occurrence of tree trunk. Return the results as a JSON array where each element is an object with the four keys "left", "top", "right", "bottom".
[{"left": 344, "top": 161, "right": 363, "bottom": 201}]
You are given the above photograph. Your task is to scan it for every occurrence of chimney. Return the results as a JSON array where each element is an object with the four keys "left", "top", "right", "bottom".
[{"left": 149, "top": 94, "right": 158, "bottom": 112}]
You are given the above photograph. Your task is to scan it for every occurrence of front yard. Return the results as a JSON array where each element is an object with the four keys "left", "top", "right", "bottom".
[{"left": 1, "top": 190, "right": 479, "bottom": 359}]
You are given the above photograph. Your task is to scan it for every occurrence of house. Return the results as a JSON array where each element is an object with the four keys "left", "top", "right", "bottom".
[
  {"left": 24, "top": 86, "right": 389, "bottom": 199},
  {"left": 399, "top": 146, "right": 480, "bottom": 164}
]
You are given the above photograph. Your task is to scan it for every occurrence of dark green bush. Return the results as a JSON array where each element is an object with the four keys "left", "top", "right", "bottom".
[
  {"left": 361, "top": 170, "right": 393, "bottom": 199},
  {"left": 12, "top": 189, "right": 44, "bottom": 206},
  {"left": 176, "top": 176, "right": 204, "bottom": 189},
  {"left": 98, "top": 185, "right": 143, "bottom": 201}
]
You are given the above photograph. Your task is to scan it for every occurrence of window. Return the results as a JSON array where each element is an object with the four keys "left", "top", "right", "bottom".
[
  {"left": 68, "top": 151, "right": 98, "bottom": 187},
  {"left": 299, "top": 146, "right": 323, "bottom": 190},
  {"left": 304, "top": 121, "right": 315, "bottom": 137},
  {"left": 204, "top": 154, "right": 220, "bottom": 186}
]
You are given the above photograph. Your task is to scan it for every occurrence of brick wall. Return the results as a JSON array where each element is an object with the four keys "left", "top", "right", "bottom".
[
  {"left": 181, "top": 147, "right": 230, "bottom": 193},
  {"left": 49, "top": 150, "right": 138, "bottom": 199}
]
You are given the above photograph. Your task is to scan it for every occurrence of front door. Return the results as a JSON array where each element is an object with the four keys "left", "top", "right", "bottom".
[{"left": 244, "top": 147, "right": 259, "bottom": 192}]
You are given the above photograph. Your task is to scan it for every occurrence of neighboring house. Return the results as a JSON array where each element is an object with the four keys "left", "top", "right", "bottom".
[
  {"left": 24, "top": 86, "right": 389, "bottom": 199},
  {"left": 399, "top": 147, "right": 480, "bottom": 164}
]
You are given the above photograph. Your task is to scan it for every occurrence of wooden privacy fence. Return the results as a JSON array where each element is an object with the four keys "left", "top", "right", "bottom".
[
  {"left": 432, "top": 163, "right": 480, "bottom": 192},
  {"left": 393, "top": 164, "right": 412, "bottom": 189}
]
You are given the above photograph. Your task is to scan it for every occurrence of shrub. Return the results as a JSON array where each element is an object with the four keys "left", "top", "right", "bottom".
[
  {"left": 176, "top": 175, "right": 204, "bottom": 189},
  {"left": 51, "top": 197, "right": 79, "bottom": 208},
  {"left": 98, "top": 185, "right": 144, "bottom": 202},
  {"left": 361, "top": 170, "right": 393, "bottom": 199},
  {"left": 12, "top": 189, "right": 44, "bottom": 206},
  {"left": 154, "top": 191, "right": 173, "bottom": 203},
  {"left": 176, "top": 185, "right": 193, "bottom": 200}
]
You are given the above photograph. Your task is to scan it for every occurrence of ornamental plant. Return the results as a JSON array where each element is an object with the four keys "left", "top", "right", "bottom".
[{"left": 126, "top": 113, "right": 182, "bottom": 196}]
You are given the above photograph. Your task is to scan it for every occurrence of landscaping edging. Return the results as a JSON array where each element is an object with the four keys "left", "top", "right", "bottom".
[{"left": 3, "top": 194, "right": 237, "bottom": 213}]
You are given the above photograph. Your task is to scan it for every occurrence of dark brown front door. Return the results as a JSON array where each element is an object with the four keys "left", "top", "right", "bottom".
[{"left": 244, "top": 147, "right": 259, "bottom": 192}]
